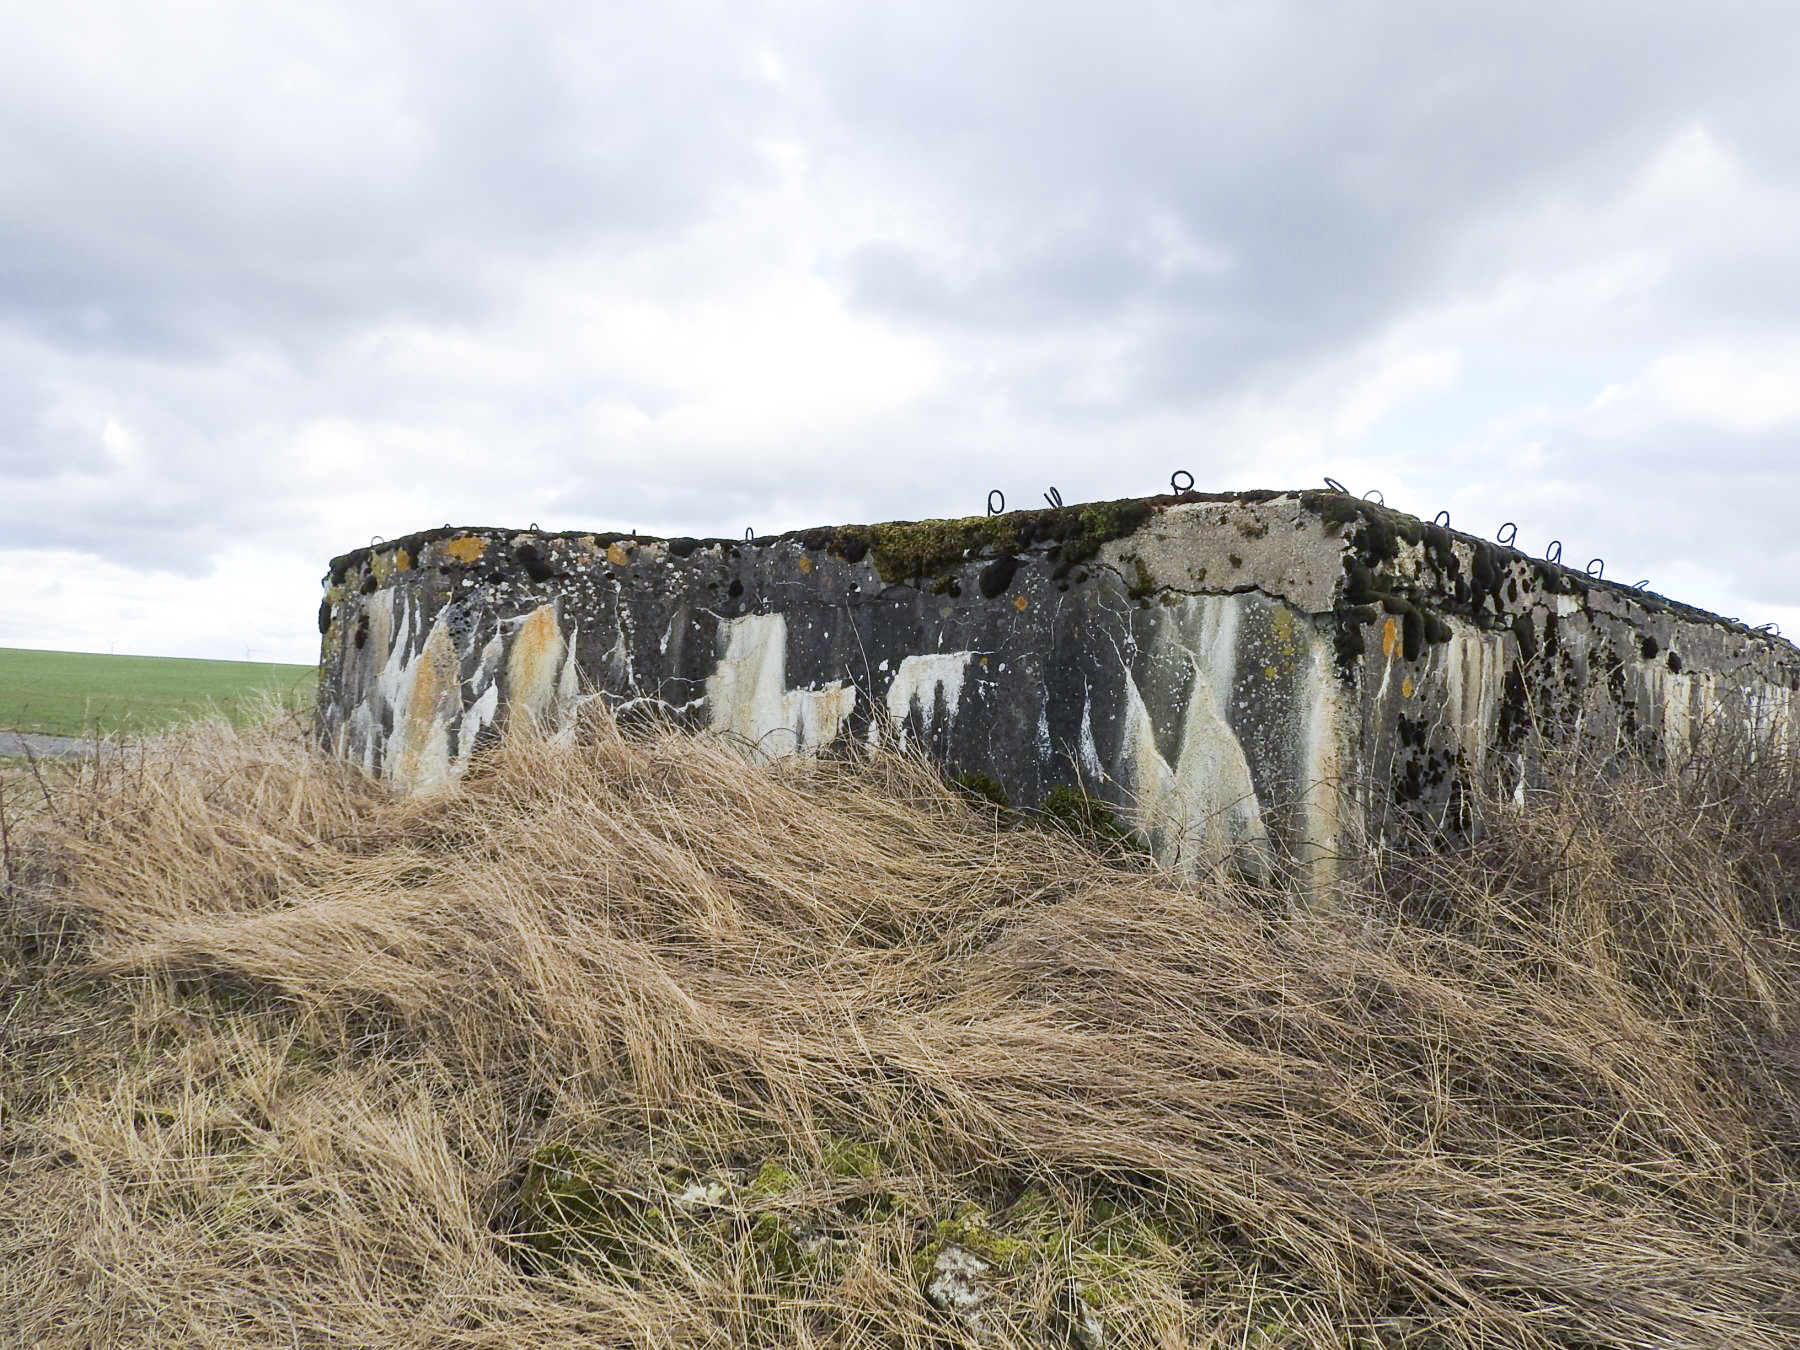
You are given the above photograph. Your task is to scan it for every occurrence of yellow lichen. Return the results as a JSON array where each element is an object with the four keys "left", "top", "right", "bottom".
[
  {"left": 607, "top": 542, "right": 631, "bottom": 567},
  {"left": 443, "top": 535, "right": 488, "bottom": 564}
]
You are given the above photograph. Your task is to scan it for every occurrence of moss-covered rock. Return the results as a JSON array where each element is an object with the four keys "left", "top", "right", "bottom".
[{"left": 505, "top": 1142, "right": 670, "bottom": 1268}]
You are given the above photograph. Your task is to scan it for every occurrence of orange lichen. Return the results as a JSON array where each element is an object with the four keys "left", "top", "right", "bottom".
[
  {"left": 607, "top": 542, "right": 632, "bottom": 567},
  {"left": 443, "top": 536, "right": 488, "bottom": 564},
  {"left": 507, "top": 605, "right": 567, "bottom": 727}
]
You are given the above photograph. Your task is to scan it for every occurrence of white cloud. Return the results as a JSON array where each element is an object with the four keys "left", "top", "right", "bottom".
[{"left": 2, "top": 1, "right": 1800, "bottom": 659}]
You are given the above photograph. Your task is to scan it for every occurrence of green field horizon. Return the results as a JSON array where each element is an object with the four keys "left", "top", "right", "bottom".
[{"left": 0, "top": 645, "right": 317, "bottom": 739}]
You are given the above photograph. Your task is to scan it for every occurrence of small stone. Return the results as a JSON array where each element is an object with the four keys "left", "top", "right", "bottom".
[
  {"left": 1051, "top": 1279, "right": 1105, "bottom": 1348},
  {"left": 925, "top": 1243, "right": 993, "bottom": 1317},
  {"left": 671, "top": 1176, "right": 730, "bottom": 1211}
]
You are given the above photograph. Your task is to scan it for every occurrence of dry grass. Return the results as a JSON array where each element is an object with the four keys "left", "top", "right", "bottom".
[{"left": 3, "top": 704, "right": 1799, "bottom": 1348}]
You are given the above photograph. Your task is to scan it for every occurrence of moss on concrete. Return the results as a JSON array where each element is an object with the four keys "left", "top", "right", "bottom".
[
  {"left": 861, "top": 498, "right": 1157, "bottom": 589},
  {"left": 1039, "top": 784, "right": 1143, "bottom": 855},
  {"left": 950, "top": 769, "right": 1012, "bottom": 811}
]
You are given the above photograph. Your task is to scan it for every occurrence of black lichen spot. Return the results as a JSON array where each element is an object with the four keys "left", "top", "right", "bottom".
[
  {"left": 353, "top": 617, "right": 369, "bottom": 650},
  {"left": 1497, "top": 668, "right": 1532, "bottom": 745},
  {"left": 728, "top": 578, "right": 744, "bottom": 598},
  {"left": 978, "top": 554, "right": 1020, "bottom": 599},
  {"left": 1333, "top": 620, "right": 1366, "bottom": 672},
  {"left": 1344, "top": 561, "right": 1379, "bottom": 605},
  {"left": 1421, "top": 524, "right": 1458, "bottom": 577},
  {"left": 1667, "top": 651, "right": 1683, "bottom": 674},
  {"left": 1511, "top": 614, "right": 1538, "bottom": 662},
  {"left": 1639, "top": 635, "right": 1659, "bottom": 660},
  {"left": 358, "top": 572, "right": 378, "bottom": 596},
  {"left": 317, "top": 599, "right": 332, "bottom": 635},
  {"left": 1355, "top": 514, "right": 1401, "bottom": 564},
  {"left": 1402, "top": 608, "right": 1424, "bottom": 662},
  {"left": 1228, "top": 553, "right": 1243, "bottom": 568},
  {"left": 515, "top": 543, "right": 557, "bottom": 583},
  {"left": 1470, "top": 542, "right": 1501, "bottom": 598},
  {"left": 667, "top": 537, "right": 701, "bottom": 558}
]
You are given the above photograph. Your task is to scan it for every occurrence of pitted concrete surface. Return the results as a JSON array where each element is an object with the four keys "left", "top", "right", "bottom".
[{"left": 313, "top": 489, "right": 1800, "bottom": 883}]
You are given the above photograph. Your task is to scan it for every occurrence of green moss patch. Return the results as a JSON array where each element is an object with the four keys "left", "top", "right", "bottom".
[{"left": 860, "top": 498, "right": 1157, "bottom": 588}]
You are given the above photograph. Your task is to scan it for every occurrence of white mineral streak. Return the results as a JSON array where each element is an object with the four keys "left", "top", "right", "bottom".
[
  {"left": 1078, "top": 689, "right": 1103, "bottom": 779},
  {"left": 457, "top": 633, "right": 507, "bottom": 757},
  {"left": 882, "top": 650, "right": 973, "bottom": 750},
  {"left": 389, "top": 612, "right": 460, "bottom": 794},
  {"left": 604, "top": 614, "right": 635, "bottom": 690},
  {"left": 554, "top": 630, "right": 584, "bottom": 740},
  {"left": 461, "top": 684, "right": 500, "bottom": 750},
  {"left": 708, "top": 612, "right": 786, "bottom": 740},
  {"left": 1757, "top": 683, "right": 1796, "bottom": 751},
  {"left": 1299, "top": 636, "right": 1350, "bottom": 883},
  {"left": 1650, "top": 656, "right": 1792, "bottom": 762},
  {"left": 1437, "top": 624, "right": 1507, "bottom": 765},
  {"left": 506, "top": 604, "right": 569, "bottom": 729},
  {"left": 1120, "top": 595, "right": 1268, "bottom": 877},
  {"left": 344, "top": 588, "right": 398, "bottom": 774},
  {"left": 706, "top": 613, "right": 856, "bottom": 755},
  {"left": 1642, "top": 660, "right": 1693, "bottom": 765}
]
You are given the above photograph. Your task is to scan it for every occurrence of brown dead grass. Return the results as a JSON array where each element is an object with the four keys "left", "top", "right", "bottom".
[{"left": 2, "top": 705, "right": 1799, "bottom": 1348}]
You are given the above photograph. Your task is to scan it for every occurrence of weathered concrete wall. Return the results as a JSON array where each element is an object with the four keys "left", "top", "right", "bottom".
[{"left": 315, "top": 490, "right": 1800, "bottom": 881}]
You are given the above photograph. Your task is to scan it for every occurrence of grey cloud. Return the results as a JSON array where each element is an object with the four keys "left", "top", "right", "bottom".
[
  {"left": 801, "top": 2, "right": 1800, "bottom": 393},
  {"left": 0, "top": 3, "right": 782, "bottom": 362},
  {"left": 6, "top": 0, "right": 1800, "bottom": 659}
]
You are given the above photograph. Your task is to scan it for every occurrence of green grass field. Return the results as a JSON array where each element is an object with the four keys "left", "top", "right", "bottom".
[{"left": 0, "top": 646, "right": 316, "bottom": 738}]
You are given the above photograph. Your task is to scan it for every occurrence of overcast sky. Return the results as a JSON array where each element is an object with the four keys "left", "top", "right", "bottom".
[{"left": 3, "top": 1, "right": 1798, "bottom": 664}]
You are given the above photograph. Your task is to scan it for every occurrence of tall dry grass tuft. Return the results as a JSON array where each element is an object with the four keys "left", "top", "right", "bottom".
[{"left": 3, "top": 704, "right": 1799, "bottom": 1347}]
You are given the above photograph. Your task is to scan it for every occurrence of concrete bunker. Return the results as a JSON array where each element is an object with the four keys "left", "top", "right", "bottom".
[{"left": 315, "top": 489, "right": 1800, "bottom": 883}]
